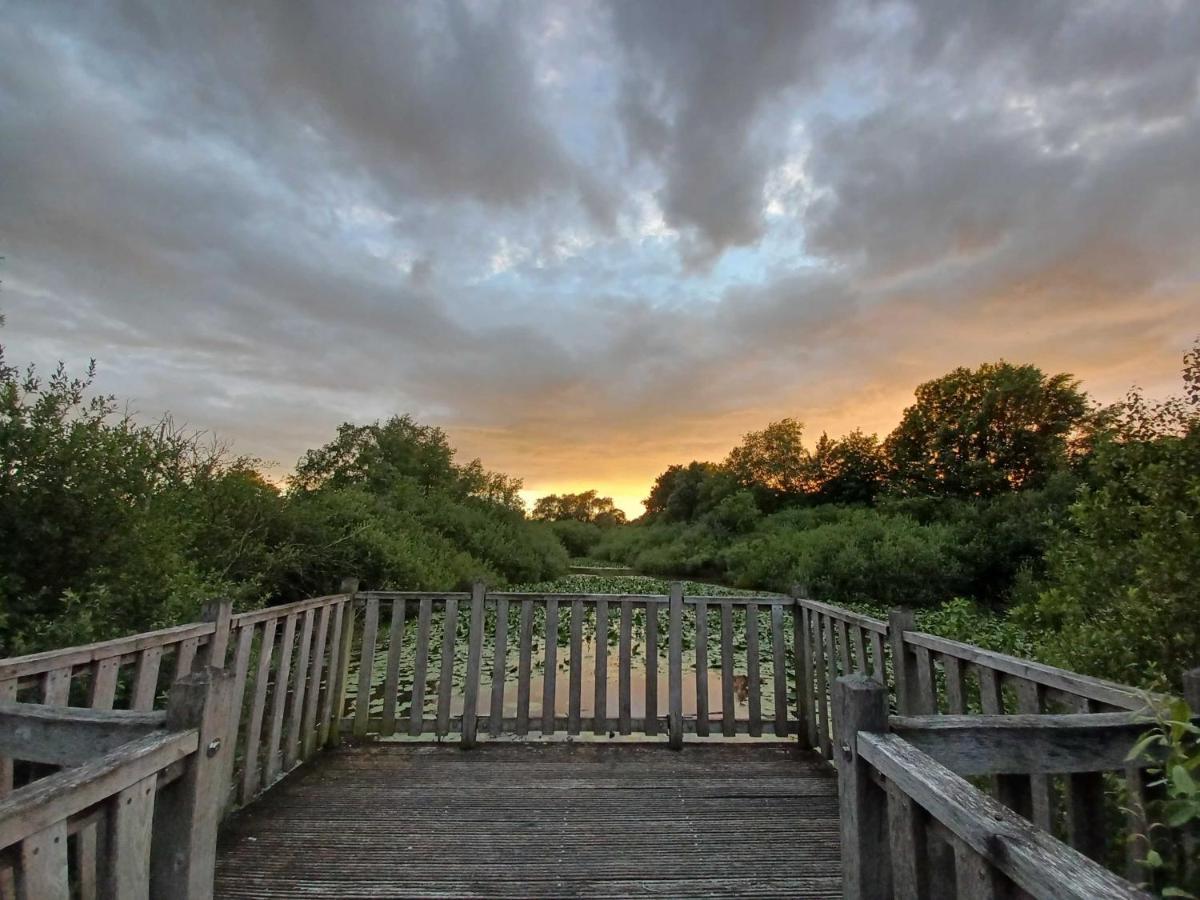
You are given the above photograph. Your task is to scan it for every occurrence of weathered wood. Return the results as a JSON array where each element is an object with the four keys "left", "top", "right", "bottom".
[
  {"left": 318, "top": 600, "right": 346, "bottom": 746},
  {"left": 42, "top": 667, "right": 71, "bottom": 706},
  {"left": 837, "top": 619, "right": 853, "bottom": 675},
  {"left": 172, "top": 639, "right": 199, "bottom": 682},
  {"left": 0, "top": 703, "right": 166, "bottom": 766},
  {"left": 592, "top": 599, "right": 608, "bottom": 736},
  {"left": 263, "top": 613, "right": 297, "bottom": 784},
  {"left": 489, "top": 597, "right": 509, "bottom": 739},
  {"left": 328, "top": 577, "right": 359, "bottom": 743},
  {"left": 199, "top": 599, "right": 233, "bottom": 669},
  {"left": 1064, "top": 771, "right": 1106, "bottom": 862},
  {"left": 1013, "top": 678, "right": 1053, "bottom": 831},
  {"left": 461, "top": 583, "right": 486, "bottom": 749},
  {"left": 798, "top": 601, "right": 816, "bottom": 748},
  {"left": 301, "top": 605, "right": 331, "bottom": 756},
  {"left": 436, "top": 598, "right": 459, "bottom": 738},
  {"left": 106, "top": 773, "right": 156, "bottom": 899},
  {"left": 351, "top": 599, "right": 379, "bottom": 740},
  {"left": 797, "top": 597, "right": 889, "bottom": 634},
  {"left": 1124, "top": 765, "right": 1150, "bottom": 881},
  {"left": 834, "top": 675, "right": 891, "bottom": 900},
  {"left": 695, "top": 598, "right": 710, "bottom": 738},
  {"left": 0, "top": 678, "right": 14, "bottom": 799},
  {"left": 889, "top": 711, "right": 1157, "bottom": 775},
  {"left": 746, "top": 602, "right": 762, "bottom": 738},
  {"left": 284, "top": 608, "right": 315, "bottom": 767},
  {"left": 667, "top": 583, "right": 684, "bottom": 750},
  {"left": 88, "top": 657, "right": 119, "bottom": 711},
  {"left": 851, "top": 626, "right": 867, "bottom": 676},
  {"left": 240, "top": 618, "right": 274, "bottom": 802},
  {"left": 18, "top": 822, "right": 69, "bottom": 900},
  {"left": 152, "top": 668, "right": 235, "bottom": 900},
  {"left": 516, "top": 599, "right": 534, "bottom": 737},
  {"left": 408, "top": 598, "right": 432, "bottom": 737},
  {"left": 224, "top": 623, "right": 255, "bottom": 813},
  {"left": 869, "top": 631, "right": 885, "bottom": 682},
  {"left": 771, "top": 604, "right": 788, "bottom": 738},
  {"left": 886, "top": 780, "right": 928, "bottom": 900},
  {"left": 812, "top": 612, "right": 831, "bottom": 758},
  {"left": 644, "top": 600, "right": 659, "bottom": 736},
  {"left": 76, "top": 818, "right": 99, "bottom": 900},
  {"left": 0, "top": 622, "right": 215, "bottom": 682},
  {"left": 944, "top": 656, "right": 966, "bottom": 714},
  {"left": 541, "top": 598, "right": 559, "bottom": 736},
  {"left": 379, "top": 602, "right": 408, "bottom": 734},
  {"left": 914, "top": 646, "right": 937, "bottom": 716},
  {"left": 859, "top": 733, "right": 1151, "bottom": 900},
  {"left": 903, "top": 631, "right": 1146, "bottom": 711},
  {"left": 618, "top": 599, "right": 633, "bottom": 735},
  {"left": 889, "top": 609, "right": 921, "bottom": 716},
  {"left": 130, "top": 647, "right": 163, "bottom": 712},
  {"left": 568, "top": 598, "right": 583, "bottom": 735},
  {"left": 954, "top": 837, "right": 1003, "bottom": 900},
  {"left": 1185, "top": 668, "right": 1200, "bottom": 712},
  {"left": 720, "top": 602, "right": 735, "bottom": 737},
  {"left": 977, "top": 665, "right": 1003, "bottom": 714}
]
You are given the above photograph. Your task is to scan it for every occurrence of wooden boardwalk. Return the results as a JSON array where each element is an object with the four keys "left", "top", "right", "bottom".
[{"left": 214, "top": 742, "right": 841, "bottom": 898}]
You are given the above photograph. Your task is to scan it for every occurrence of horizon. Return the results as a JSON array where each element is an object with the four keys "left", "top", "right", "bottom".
[{"left": 2, "top": 2, "right": 1197, "bottom": 520}]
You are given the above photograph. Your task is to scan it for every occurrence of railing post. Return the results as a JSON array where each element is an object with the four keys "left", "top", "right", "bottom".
[
  {"left": 151, "top": 666, "right": 235, "bottom": 900},
  {"left": 1184, "top": 668, "right": 1200, "bottom": 712},
  {"left": 461, "top": 581, "right": 486, "bottom": 749},
  {"left": 328, "top": 577, "right": 359, "bottom": 746},
  {"left": 888, "top": 609, "right": 924, "bottom": 715},
  {"left": 199, "top": 599, "right": 233, "bottom": 669},
  {"left": 668, "top": 582, "right": 684, "bottom": 750},
  {"left": 833, "top": 674, "right": 891, "bottom": 900},
  {"left": 791, "top": 583, "right": 812, "bottom": 749}
]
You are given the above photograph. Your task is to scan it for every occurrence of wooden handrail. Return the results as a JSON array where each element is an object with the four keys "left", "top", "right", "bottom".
[{"left": 0, "top": 702, "right": 167, "bottom": 766}]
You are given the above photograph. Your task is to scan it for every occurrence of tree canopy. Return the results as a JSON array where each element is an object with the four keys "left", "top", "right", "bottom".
[{"left": 531, "top": 490, "right": 627, "bottom": 526}]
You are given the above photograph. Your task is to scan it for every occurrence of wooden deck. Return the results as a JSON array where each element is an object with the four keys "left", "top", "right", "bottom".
[{"left": 214, "top": 742, "right": 841, "bottom": 898}]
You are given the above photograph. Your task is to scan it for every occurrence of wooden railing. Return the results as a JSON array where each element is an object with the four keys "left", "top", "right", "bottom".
[
  {"left": 0, "top": 669, "right": 232, "bottom": 900},
  {"left": 351, "top": 585, "right": 801, "bottom": 746}
]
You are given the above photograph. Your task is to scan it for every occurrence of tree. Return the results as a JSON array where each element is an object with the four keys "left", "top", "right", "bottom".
[
  {"left": 807, "top": 429, "right": 886, "bottom": 504},
  {"left": 531, "top": 490, "right": 627, "bottom": 526},
  {"left": 725, "top": 418, "right": 811, "bottom": 506},
  {"left": 884, "top": 362, "right": 1088, "bottom": 497},
  {"left": 643, "top": 461, "right": 736, "bottom": 523}
]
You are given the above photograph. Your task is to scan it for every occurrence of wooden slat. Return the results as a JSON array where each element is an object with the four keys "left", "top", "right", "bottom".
[
  {"left": 225, "top": 623, "right": 256, "bottom": 813},
  {"left": 300, "top": 605, "right": 331, "bottom": 757},
  {"left": 1124, "top": 766, "right": 1149, "bottom": 881},
  {"left": 0, "top": 705, "right": 167, "bottom": 766},
  {"left": 618, "top": 600, "right": 633, "bottom": 735},
  {"left": 516, "top": 599, "right": 534, "bottom": 737},
  {"left": 1013, "top": 678, "right": 1053, "bottom": 831},
  {"left": 695, "top": 599, "right": 709, "bottom": 738},
  {"left": 264, "top": 613, "right": 298, "bottom": 784},
  {"left": 977, "top": 666, "right": 1003, "bottom": 715},
  {"left": 944, "top": 656, "right": 966, "bottom": 714},
  {"left": 88, "top": 658, "right": 119, "bottom": 711},
  {"left": 720, "top": 603, "right": 735, "bottom": 738},
  {"left": 354, "top": 599, "right": 380, "bottom": 738},
  {"left": 914, "top": 645, "right": 937, "bottom": 714},
  {"left": 0, "top": 679, "right": 14, "bottom": 799},
  {"left": 667, "top": 583, "right": 684, "bottom": 749},
  {"left": 954, "top": 837, "right": 1003, "bottom": 899},
  {"left": 318, "top": 601, "right": 346, "bottom": 745},
  {"left": 284, "top": 609, "right": 316, "bottom": 768},
  {"left": 541, "top": 598, "right": 559, "bottom": 736},
  {"left": 644, "top": 601, "right": 658, "bottom": 736},
  {"left": 107, "top": 773, "right": 156, "bottom": 899},
  {"left": 42, "top": 667, "right": 71, "bottom": 705},
  {"left": 489, "top": 598, "right": 509, "bottom": 739},
  {"left": 19, "top": 822, "right": 69, "bottom": 900},
  {"left": 380, "top": 600, "right": 407, "bottom": 737},
  {"left": 821, "top": 614, "right": 836, "bottom": 756},
  {"left": 76, "top": 819, "right": 98, "bottom": 900},
  {"left": 801, "top": 606, "right": 818, "bottom": 748},
  {"left": 746, "top": 603, "right": 762, "bottom": 737},
  {"left": 408, "top": 599, "right": 432, "bottom": 737},
  {"left": 436, "top": 598, "right": 459, "bottom": 738},
  {"left": 592, "top": 599, "right": 608, "bottom": 736},
  {"left": 851, "top": 626, "right": 867, "bottom": 675},
  {"left": 328, "top": 588, "right": 356, "bottom": 744},
  {"left": 241, "top": 619, "right": 275, "bottom": 803},
  {"left": 461, "top": 583, "right": 486, "bottom": 749},
  {"left": 836, "top": 619, "right": 852, "bottom": 675},
  {"left": 870, "top": 631, "right": 886, "bottom": 682},
  {"left": 172, "top": 638, "right": 198, "bottom": 681},
  {"left": 1065, "top": 772, "right": 1106, "bottom": 862},
  {"left": 887, "top": 780, "right": 929, "bottom": 899},
  {"left": 130, "top": 648, "right": 162, "bottom": 712},
  {"left": 811, "top": 619, "right": 830, "bottom": 758},
  {"left": 568, "top": 599, "right": 583, "bottom": 735},
  {"left": 771, "top": 604, "right": 787, "bottom": 738}
]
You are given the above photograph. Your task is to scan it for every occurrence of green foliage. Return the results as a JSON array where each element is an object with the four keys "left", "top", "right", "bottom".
[
  {"left": 1018, "top": 345, "right": 1200, "bottom": 691},
  {"left": 725, "top": 418, "right": 810, "bottom": 508},
  {"left": 1125, "top": 695, "right": 1200, "bottom": 897},
  {"left": 531, "top": 489, "right": 627, "bottom": 526},
  {"left": 884, "top": 361, "right": 1089, "bottom": 498}
]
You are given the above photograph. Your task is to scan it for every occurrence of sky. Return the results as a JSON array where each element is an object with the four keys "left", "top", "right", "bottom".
[{"left": 1, "top": 1, "right": 1198, "bottom": 517}]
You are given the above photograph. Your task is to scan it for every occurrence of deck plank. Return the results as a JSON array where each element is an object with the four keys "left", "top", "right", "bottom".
[{"left": 216, "top": 743, "right": 840, "bottom": 898}]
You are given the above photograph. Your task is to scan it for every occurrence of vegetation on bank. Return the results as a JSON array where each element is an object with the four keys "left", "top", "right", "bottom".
[{"left": 536, "top": 352, "right": 1200, "bottom": 694}]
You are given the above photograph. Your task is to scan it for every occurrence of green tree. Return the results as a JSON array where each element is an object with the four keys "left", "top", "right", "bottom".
[
  {"left": 725, "top": 418, "right": 811, "bottom": 507},
  {"left": 531, "top": 490, "right": 627, "bottom": 526},
  {"left": 808, "top": 429, "right": 886, "bottom": 504},
  {"left": 885, "top": 361, "right": 1089, "bottom": 497}
]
